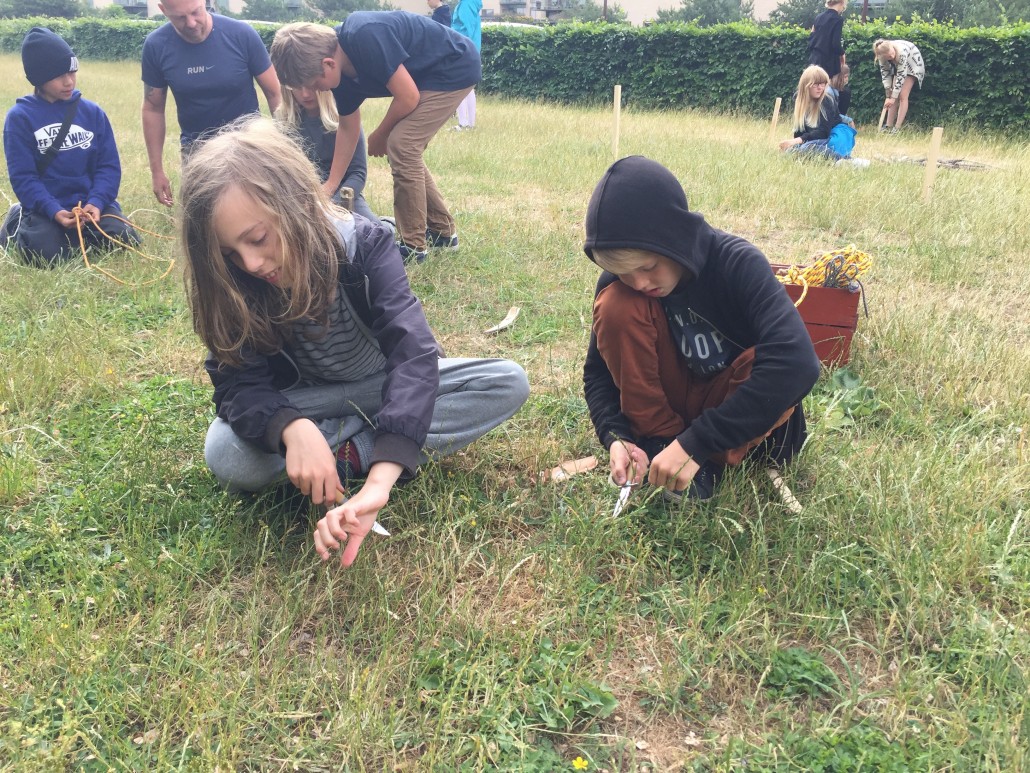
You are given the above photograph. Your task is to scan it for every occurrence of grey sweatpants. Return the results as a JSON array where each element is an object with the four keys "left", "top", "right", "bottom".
[{"left": 204, "top": 357, "right": 529, "bottom": 492}]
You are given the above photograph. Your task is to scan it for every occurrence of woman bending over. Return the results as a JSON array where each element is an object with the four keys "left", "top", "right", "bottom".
[{"left": 874, "top": 38, "right": 925, "bottom": 131}]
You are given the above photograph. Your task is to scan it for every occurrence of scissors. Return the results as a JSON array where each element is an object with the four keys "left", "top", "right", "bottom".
[{"left": 822, "top": 255, "right": 860, "bottom": 289}]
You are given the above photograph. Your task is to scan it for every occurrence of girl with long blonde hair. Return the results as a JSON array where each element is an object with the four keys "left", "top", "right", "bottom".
[
  {"left": 779, "top": 65, "right": 844, "bottom": 158},
  {"left": 180, "top": 117, "right": 529, "bottom": 568},
  {"left": 275, "top": 87, "right": 378, "bottom": 221}
]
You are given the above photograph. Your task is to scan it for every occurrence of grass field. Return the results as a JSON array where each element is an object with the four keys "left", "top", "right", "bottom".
[{"left": 1, "top": 55, "right": 1028, "bottom": 771}]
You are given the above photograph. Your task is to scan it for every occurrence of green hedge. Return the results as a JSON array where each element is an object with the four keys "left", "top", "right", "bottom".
[
  {"left": 0, "top": 15, "right": 279, "bottom": 59},
  {"left": 2, "top": 16, "right": 1027, "bottom": 131},
  {"left": 480, "top": 20, "right": 1030, "bottom": 131}
]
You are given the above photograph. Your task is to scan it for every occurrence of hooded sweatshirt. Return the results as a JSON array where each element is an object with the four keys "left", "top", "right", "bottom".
[
  {"left": 3, "top": 90, "right": 121, "bottom": 220},
  {"left": 582, "top": 156, "right": 820, "bottom": 463}
]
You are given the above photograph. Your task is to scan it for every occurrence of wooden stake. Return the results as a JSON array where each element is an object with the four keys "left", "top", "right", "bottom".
[
  {"left": 612, "top": 84, "right": 622, "bottom": 159},
  {"left": 768, "top": 97, "right": 781, "bottom": 144},
  {"left": 877, "top": 105, "right": 888, "bottom": 131},
  {"left": 921, "top": 126, "right": 944, "bottom": 202}
]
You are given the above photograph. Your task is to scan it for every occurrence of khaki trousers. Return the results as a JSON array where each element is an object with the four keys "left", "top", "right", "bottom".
[{"left": 386, "top": 86, "right": 473, "bottom": 249}]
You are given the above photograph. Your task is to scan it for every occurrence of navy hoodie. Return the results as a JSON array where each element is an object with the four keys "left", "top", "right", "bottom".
[
  {"left": 582, "top": 156, "right": 820, "bottom": 463},
  {"left": 3, "top": 90, "right": 122, "bottom": 219}
]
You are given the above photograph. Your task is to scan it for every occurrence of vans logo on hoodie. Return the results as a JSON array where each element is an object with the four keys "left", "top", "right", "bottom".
[{"left": 34, "top": 123, "right": 94, "bottom": 154}]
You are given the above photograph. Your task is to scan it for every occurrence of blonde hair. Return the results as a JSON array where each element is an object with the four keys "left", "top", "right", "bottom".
[
  {"left": 180, "top": 117, "right": 346, "bottom": 367},
  {"left": 873, "top": 39, "right": 895, "bottom": 63},
  {"left": 792, "top": 65, "right": 831, "bottom": 133},
  {"left": 276, "top": 88, "right": 339, "bottom": 133},
  {"left": 831, "top": 63, "right": 850, "bottom": 91},
  {"left": 825, "top": 0, "right": 845, "bottom": 7},
  {"left": 270, "top": 22, "right": 337, "bottom": 88},
  {"left": 592, "top": 247, "right": 655, "bottom": 274}
]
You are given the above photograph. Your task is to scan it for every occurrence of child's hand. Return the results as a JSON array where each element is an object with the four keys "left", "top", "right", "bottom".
[
  {"left": 54, "top": 210, "right": 76, "bottom": 229},
  {"left": 648, "top": 440, "right": 701, "bottom": 495},
  {"left": 884, "top": 97, "right": 895, "bottom": 108},
  {"left": 313, "top": 465, "right": 401, "bottom": 567},
  {"left": 81, "top": 204, "right": 101, "bottom": 224},
  {"left": 367, "top": 128, "right": 388, "bottom": 157},
  {"left": 282, "top": 418, "right": 340, "bottom": 506},
  {"left": 779, "top": 138, "right": 801, "bottom": 151},
  {"left": 610, "top": 439, "right": 648, "bottom": 486}
]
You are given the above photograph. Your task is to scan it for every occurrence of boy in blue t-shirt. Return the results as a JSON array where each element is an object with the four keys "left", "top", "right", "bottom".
[
  {"left": 270, "top": 15, "right": 480, "bottom": 263},
  {"left": 2, "top": 28, "right": 140, "bottom": 267}
]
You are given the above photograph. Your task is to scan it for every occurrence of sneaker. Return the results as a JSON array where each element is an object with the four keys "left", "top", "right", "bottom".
[
  {"left": 398, "top": 243, "right": 428, "bottom": 264},
  {"left": 426, "top": 229, "right": 459, "bottom": 250},
  {"left": 662, "top": 459, "right": 725, "bottom": 503}
]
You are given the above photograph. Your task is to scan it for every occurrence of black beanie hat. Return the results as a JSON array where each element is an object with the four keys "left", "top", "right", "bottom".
[{"left": 22, "top": 27, "right": 79, "bottom": 88}]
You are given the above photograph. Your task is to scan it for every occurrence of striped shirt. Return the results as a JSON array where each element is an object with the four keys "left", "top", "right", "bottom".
[{"left": 289, "top": 285, "right": 386, "bottom": 384}]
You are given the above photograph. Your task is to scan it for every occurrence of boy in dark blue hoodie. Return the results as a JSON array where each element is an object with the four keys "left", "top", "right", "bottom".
[
  {"left": 582, "top": 157, "right": 820, "bottom": 502},
  {"left": 2, "top": 28, "right": 140, "bottom": 267}
]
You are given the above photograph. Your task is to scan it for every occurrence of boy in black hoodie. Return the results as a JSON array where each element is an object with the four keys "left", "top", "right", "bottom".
[{"left": 582, "top": 157, "right": 820, "bottom": 501}]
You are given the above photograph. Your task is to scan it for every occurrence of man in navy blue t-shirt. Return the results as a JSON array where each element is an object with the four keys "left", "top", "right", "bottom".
[
  {"left": 141, "top": 0, "right": 281, "bottom": 206},
  {"left": 271, "top": 15, "right": 480, "bottom": 263}
]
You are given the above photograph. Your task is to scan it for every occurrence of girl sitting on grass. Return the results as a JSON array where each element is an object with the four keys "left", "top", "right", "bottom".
[
  {"left": 779, "top": 65, "right": 844, "bottom": 159},
  {"left": 274, "top": 87, "right": 378, "bottom": 222},
  {"left": 179, "top": 118, "right": 529, "bottom": 568}
]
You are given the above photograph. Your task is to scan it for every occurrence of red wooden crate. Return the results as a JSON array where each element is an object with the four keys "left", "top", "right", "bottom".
[{"left": 771, "top": 264, "right": 861, "bottom": 366}]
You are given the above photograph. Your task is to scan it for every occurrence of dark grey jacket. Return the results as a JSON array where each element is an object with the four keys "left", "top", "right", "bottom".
[{"left": 205, "top": 214, "right": 441, "bottom": 477}]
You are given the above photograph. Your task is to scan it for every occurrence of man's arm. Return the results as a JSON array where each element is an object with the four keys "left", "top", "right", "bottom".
[
  {"left": 255, "top": 65, "right": 282, "bottom": 115},
  {"left": 365, "top": 64, "right": 420, "bottom": 158},
  {"left": 141, "top": 84, "right": 173, "bottom": 206},
  {"left": 323, "top": 110, "right": 362, "bottom": 198}
]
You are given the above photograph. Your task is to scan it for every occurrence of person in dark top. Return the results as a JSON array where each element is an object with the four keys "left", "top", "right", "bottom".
[
  {"left": 180, "top": 118, "right": 528, "bottom": 567},
  {"left": 779, "top": 65, "right": 844, "bottom": 159},
  {"left": 270, "top": 15, "right": 480, "bottom": 264},
  {"left": 140, "top": 0, "right": 281, "bottom": 207},
  {"left": 275, "top": 88, "right": 377, "bottom": 221},
  {"left": 582, "top": 156, "right": 820, "bottom": 502},
  {"left": 427, "top": 0, "right": 452, "bottom": 26},
  {"left": 807, "top": 0, "right": 846, "bottom": 79},
  {"left": 2, "top": 27, "right": 140, "bottom": 267}
]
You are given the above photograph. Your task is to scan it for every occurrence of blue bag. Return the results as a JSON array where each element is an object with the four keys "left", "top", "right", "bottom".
[{"left": 827, "top": 123, "right": 857, "bottom": 157}]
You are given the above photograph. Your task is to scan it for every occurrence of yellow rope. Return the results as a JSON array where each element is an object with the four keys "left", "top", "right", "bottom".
[
  {"left": 776, "top": 244, "right": 872, "bottom": 307},
  {"left": 73, "top": 204, "right": 176, "bottom": 287}
]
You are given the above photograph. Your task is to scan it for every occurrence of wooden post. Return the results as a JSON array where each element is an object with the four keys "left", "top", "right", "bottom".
[
  {"left": 768, "top": 97, "right": 782, "bottom": 144},
  {"left": 612, "top": 84, "right": 622, "bottom": 159},
  {"left": 922, "top": 126, "right": 944, "bottom": 202},
  {"left": 878, "top": 105, "right": 887, "bottom": 131}
]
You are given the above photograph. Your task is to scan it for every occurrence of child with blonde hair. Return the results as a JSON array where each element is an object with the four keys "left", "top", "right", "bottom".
[
  {"left": 270, "top": 14, "right": 480, "bottom": 263},
  {"left": 582, "top": 157, "right": 819, "bottom": 503},
  {"left": 275, "top": 87, "right": 377, "bottom": 221},
  {"left": 180, "top": 118, "right": 528, "bottom": 567},
  {"left": 779, "top": 65, "right": 845, "bottom": 159}
]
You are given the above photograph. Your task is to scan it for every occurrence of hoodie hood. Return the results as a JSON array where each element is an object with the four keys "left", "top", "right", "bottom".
[{"left": 583, "top": 156, "right": 715, "bottom": 280}]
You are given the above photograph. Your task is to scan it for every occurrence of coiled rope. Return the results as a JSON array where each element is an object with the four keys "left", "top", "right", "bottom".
[{"left": 72, "top": 204, "right": 176, "bottom": 286}]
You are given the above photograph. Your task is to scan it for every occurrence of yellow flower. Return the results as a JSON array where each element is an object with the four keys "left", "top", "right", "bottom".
[
  {"left": 470, "top": 519, "right": 477, "bottom": 527},
  {"left": 573, "top": 757, "right": 589, "bottom": 770}
]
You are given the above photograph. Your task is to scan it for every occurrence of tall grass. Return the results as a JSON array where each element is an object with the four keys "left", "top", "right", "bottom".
[{"left": 1, "top": 56, "right": 1028, "bottom": 770}]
